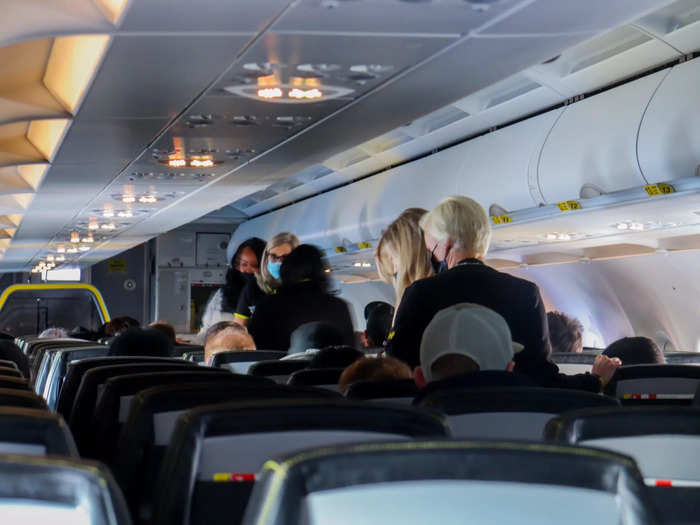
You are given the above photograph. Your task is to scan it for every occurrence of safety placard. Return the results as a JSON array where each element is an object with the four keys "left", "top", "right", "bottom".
[
  {"left": 557, "top": 200, "right": 582, "bottom": 212},
  {"left": 357, "top": 242, "right": 372, "bottom": 250},
  {"left": 644, "top": 183, "right": 675, "bottom": 196},
  {"left": 107, "top": 258, "right": 127, "bottom": 273},
  {"left": 334, "top": 246, "right": 347, "bottom": 253},
  {"left": 491, "top": 215, "right": 512, "bottom": 225}
]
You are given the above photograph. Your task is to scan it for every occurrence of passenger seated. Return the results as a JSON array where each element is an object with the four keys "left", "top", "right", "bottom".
[
  {"left": 547, "top": 311, "right": 583, "bottom": 353},
  {"left": 204, "top": 323, "right": 256, "bottom": 364},
  {"left": 363, "top": 302, "right": 394, "bottom": 349},
  {"left": 105, "top": 316, "right": 140, "bottom": 337},
  {"left": 413, "top": 303, "right": 533, "bottom": 390},
  {"left": 0, "top": 341, "right": 30, "bottom": 379},
  {"left": 288, "top": 322, "right": 345, "bottom": 355},
  {"left": 603, "top": 337, "right": 665, "bottom": 365},
  {"left": 38, "top": 327, "right": 68, "bottom": 339},
  {"left": 108, "top": 328, "right": 172, "bottom": 358},
  {"left": 248, "top": 245, "right": 355, "bottom": 351},
  {"left": 386, "top": 195, "right": 620, "bottom": 392},
  {"left": 309, "top": 346, "right": 364, "bottom": 369},
  {"left": 338, "top": 356, "right": 412, "bottom": 395},
  {"left": 148, "top": 321, "right": 176, "bottom": 344}
]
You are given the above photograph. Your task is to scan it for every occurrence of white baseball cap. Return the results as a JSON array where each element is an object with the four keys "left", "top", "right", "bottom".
[{"left": 420, "top": 303, "right": 524, "bottom": 382}]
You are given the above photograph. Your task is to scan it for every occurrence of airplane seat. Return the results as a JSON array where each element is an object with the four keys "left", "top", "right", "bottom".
[
  {"left": 0, "top": 454, "right": 131, "bottom": 525},
  {"left": 210, "top": 350, "right": 286, "bottom": 373},
  {"left": 68, "top": 364, "right": 222, "bottom": 455},
  {"left": 415, "top": 387, "right": 619, "bottom": 440},
  {"left": 180, "top": 348, "right": 205, "bottom": 363},
  {"left": 248, "top": 360, "right": 311, "bottom": 383},
  {"left": 345, "top": 378, "right": 419, "bottom": 404},
  {"left": 173, "top": 344, "right": 204, "bottom": 359},
  {"left": 664, "top": 352, "right": 700, "bottom": 365},
  {"left": 0, "top": 407, "right": 77, "bottom": 457},
  {"left": 242, "top": 441, "right": 657, "bottom": 525},
  {"left": 27, "top": 340, "right": 95, "bottom": 380},
  {"left": 151, "top": 399, "right": 449, "bottom": 525},
  {"left": 89, "top": 370, "right": 271, "bottom": 461},
  {"left": 116, "top": 382, "right": 340, "bottom": 524},
  {"left": 604, "top": 364, "right": 700, "bottom": 406},
  {"left": 547, "top": 406, "right": 700, "bottom": 525},
  {"left": 0, "top": 359, "right": 19, "bottom": 371},
  {"left": 57, "top": 356, "right": 198, "bottom": 420},
  {"left": 0, "top": 376, "right": 30, "bottom": 391},
  {"left": 0, "top": 366, "right": 22, "bottom": 378},
  {"left": 286, "top": 368, "right": 345, "bottom": 391},
  {"left": 0, "top": 388, "right": 48, "bottom": 410}
]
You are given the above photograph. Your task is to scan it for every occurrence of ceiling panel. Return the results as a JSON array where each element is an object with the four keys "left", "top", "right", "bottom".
[
  {"left": 76, "top": 35, "right": 253, "bottom": 119},
  {"left": 480, "top": 0, "right": 674, "bottom": 34},
  {"left": 274, "top": 0, "right": 524, "bottom": 35},
  {"left": 119, "top": 0, "right": 289, "bottom": 32}
]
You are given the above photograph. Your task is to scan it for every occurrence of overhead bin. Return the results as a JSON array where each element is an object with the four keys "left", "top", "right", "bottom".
[
  {"left": 231, "top": 110, "right": 560, "bottom": 252},
  {"left": 638, "top": 58, "right": 700, "bottom": 184},
  {"left": 536, "top": 70, "right": 668, "bottom": 204}
]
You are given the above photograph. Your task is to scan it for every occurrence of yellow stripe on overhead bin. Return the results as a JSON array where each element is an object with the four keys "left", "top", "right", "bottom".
[{"left": 0, "top": 284, "right": 110, "bottom": 323}]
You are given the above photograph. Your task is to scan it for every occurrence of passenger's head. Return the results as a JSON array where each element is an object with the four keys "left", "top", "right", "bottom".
[
  {"left": 280, "top": 244, "right": 329, "bottom": 292},
  {"left": 420, "top": 196, "right": 491, "bottom": 268},
  {"left": 231, "top": 237, "right": 266, "bottom": 274},
  {"left": 547, "top": 311, "right": 584, "bottom": 354},
  {"left": 338, "top": 356, "right": 412, "bottom": 395},
  {"left": 104, "top": 316, "right": 140, "bottom": 337},
  {"left": 364, "top": 302, "right": 394, "bottom": 348},
  {"left": 309, "top": 346, "right": 364, "bottom": 369},
  {"left": 148, "top": 321, "right": 176, "bottom": 344},
  {"left": 258, "top": 232, "right": 300, "bottom": 290},
  {"left": 0, "top": 340, "right": 30, "bottom": 379},
  {"left": 288, "top": 322, "right": 344, "bottom": 355},
  {"left": 376, "top": 208, "right": 433, "bottom": 306},
  {"left": 416, "top": 303, "right": 521, "bottom": 387},
  {"left": 38, "top": 327, "right": 68, "bottom": 339},
  {"left": 603, "top": 337, "right": 665, "bottom": 366},
  {"left": 108, "top": 327, "right": 172, "bottom": 358},
  {"left": 204, "top": 323, "right": 256, "bottom": 364}
]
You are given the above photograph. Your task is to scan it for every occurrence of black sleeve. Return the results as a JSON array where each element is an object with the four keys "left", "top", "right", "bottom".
[
  {"left": 513, "top": 283, "right": 601, "bottom": 393},
  {"left": 335, "top": 299, "right": 357, "bottom": 348},
  {"left": 234, "top": 281, "right": 257, "bottom": 320},
  {"left": 248, "top": 301, "right": 271, "bottom": 350},
  {"left": 384, "top": 282, "right": 431, "bottom": 368}
]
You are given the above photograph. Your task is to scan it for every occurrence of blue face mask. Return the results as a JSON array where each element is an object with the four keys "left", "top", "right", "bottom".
[{"left": 267, "top": 261, "right": 282, "bottom": 280}]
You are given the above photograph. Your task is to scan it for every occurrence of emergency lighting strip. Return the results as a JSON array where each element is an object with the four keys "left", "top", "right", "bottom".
[{"left": 645, "top": 478, "right": 700, "bottom": 487}]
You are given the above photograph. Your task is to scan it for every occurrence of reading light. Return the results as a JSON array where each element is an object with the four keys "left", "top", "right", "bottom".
[
  {"left": 82, "top": 234, "right": 94, "bottom": 243},
  {"left": 139, "top": 195, "right": 157, "bottom": 204},
  {"left": 122, "top": 195, "right": 136, "bottom": 204},
  {"left": 67, "top": 247, "right": 78, "bottom": 254},
  {"left": 78, "top": 245, "right": 90, "bottom": 252},
  {"left": 361, "top": 262, "right": 372, "bottom": 268},
  {"left": 103, "top": 209, "right": 115, "bottom": 218},
  {"left": 168, "top": 159, "right": 187, "bottom": 168},
  {"left": 101, "top": 223, "right": 116, "bottom": 230},
  {"left": 117, "top": 210, "right": 133, "bottom": 218},
  {"left": 88, "top": 221, "right": 99, "bottom": 230},
  {"left": 57, "top": 245, "right": 66, "bottom": 254},
  {"left": 190, "top": 159, "right": 214, "bottom": 168},
  {"left": 47, "top": 255, "right": 55, "bottom": 263},
  {"left": 56, "top": 255, "right": 65, "bottom": 262},
  {"left": 258, "top": 87, "right": 283, "bottom": 99},
  {"left": 288, "top": 88, "right": 323, "bottom": 100},
  {"left": 70, "top": 232, "right": 80, "bottom": 243}
]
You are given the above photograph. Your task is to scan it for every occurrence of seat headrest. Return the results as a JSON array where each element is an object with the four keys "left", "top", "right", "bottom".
[
  {"left": 248, "top": 360, "right": 310, "bottom": 376},
  {"left": 211, "top": 350, "right": 286, "bottom": 367},
  {"left": 287, "top": 368, "right": 344, "bottom": 386},
  {"left": 416, "top": 386, "right": 619, "bottom": 414},
  {"left": 546, "top": 406, "right": 700, "bottom": 443},
  {"left": 0, "top": 407, "right": 77, "bottom": 456},
  {"left": 346, "top": 379, "right": 419, "bottom": 400},
  {"left": 0, "top": 388, "right": 47, "bottom": 410}
]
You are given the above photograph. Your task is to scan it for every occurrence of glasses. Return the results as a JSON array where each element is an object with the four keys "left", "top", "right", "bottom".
[{"left": 269, "top": 253, "right": 287, "bottom": 263}]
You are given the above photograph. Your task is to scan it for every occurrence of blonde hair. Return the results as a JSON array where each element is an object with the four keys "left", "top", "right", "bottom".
[
  {"left": 376, "top": 208, "right": 433, "bottom": 307},
  {"left": 257, "top": 232, "right": 301, "bottom": 292},
  {"left": 420, "top": 196, "right": 491, "bottom": 258}
]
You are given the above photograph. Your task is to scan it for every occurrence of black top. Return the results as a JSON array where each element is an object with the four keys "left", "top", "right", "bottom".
[
  {"left": 385, "top": 259, "right": 601, "bottom": 392},
  {"left": 234, "top": 279, "right": 269, "bottom": 320},
  {"left": 248, "top": 283, "right": 355, "bottom": 351}
]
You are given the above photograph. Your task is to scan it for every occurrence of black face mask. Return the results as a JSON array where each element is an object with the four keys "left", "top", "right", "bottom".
[{"left": 240, "top": 272, "right": 256, "bottom": 284}]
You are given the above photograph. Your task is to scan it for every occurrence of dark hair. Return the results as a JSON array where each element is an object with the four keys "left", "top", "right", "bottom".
[
  {"left": 364, "top": 301, "right": 391, "bottom": 321},
  {"left": 338, "top": 356, "right": 411, "bottom": 394},
  {"left": 603, "top": 337, "right": 665, "bottom": 365},
  {"left": 547, "top": 311, "right": 583, "bottom": 354},
  {"left": 280, "top": 244, "right": 329, "bottom": 292},
  {"left": 365, "top": 303, "right": 394, "bottom": 347},
  {"left": 0, "top": 340, "right": 30, "bottom": 379},
  {"left": 149, "top": 321, "right": 176, "bottom": 343},
  {"left": 105, "top": 316, "right": 140, "bottom": 337},
  {"left": 221, "top": 237, "right": 266, "bottom": 312},
  {"left": 288, "top": 322, "right": 343, "bottom": 354},
  {"left": 108, "top": 327, "right": 173, "bottom": 358},
  {"left": 310, "top": 346, "right": 364, "bottom": 369}
]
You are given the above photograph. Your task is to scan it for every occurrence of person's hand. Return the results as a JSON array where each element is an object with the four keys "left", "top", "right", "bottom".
[{"left": 592, "top": 354, "right": 622, "bottom": 386}]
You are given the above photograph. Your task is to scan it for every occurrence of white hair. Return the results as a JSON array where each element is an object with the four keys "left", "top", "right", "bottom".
[
  {"left": 38, "top": 327, "right": 68, "bottom": 339},
  {"left": 420, "top": 195, "right": 492, "bottom": 257}
]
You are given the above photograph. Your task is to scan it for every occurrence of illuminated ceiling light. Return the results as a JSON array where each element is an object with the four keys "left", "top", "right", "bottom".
[
  {"left": 139, "top": 195, "right": 157, "bottom": 204},
  {"left": 117, "top": 210, "right": 133, "bottom": 218},
  {"left": 324, "top": 268, "right": 332, "bottom": 273},
  {"left": 557, "top": 233, "right": 572, "bottom": 241},
  {"left": 88, "top": 220, "right": 99, "bottom": 230},
  {"left": 190, "top": 159, "right": 214, "bottom": 168},
  {"left": 168, "top": 159, "right": 187, "bottom": 168},
  {"left": 353, "top": 262, "right": 362, "bottom": 268},
  {"left": 47, "top": 255, "right": 55, "bottom": 262},
  {"left": 56, "top": 255, "right": 65, "bottom": 262},
  {"left": 545, "top": 233, "right": 558, "bottom": 241},
  {"left": 629, "top": 222, "right": 645, "bottom": 231},
  {"left": 257, "top": 87, "right": 283, "bottom": 99},
  {"left": 67, "top": 247, "right": 78, "bottom": 254},
  {"left": 288, "top": 88, "right": 323, "bottom": 100},
  {"left": 616, "top": 223, "right": 629, "bottom": 230},
  {"left": 101, "top": 223, "right": 115, "bottom": 230},
  {"left": 82, "top": 234, "right": 94, "bottom": 243},
  {"left": 361, "top": 262, "right": 372, "bottom": 268},
  {"left": 122, "top": 195, "right": 136, "bottom": 204},
  {"left": 70, "top": 231, "right": 80, "bottom": 243},
  {"left": 103, "top": 208, "right": 115, "bottom": 218},
  {"left": 56, "top": 245, "right": 66, "bottom": 253},
  {"left": 78, "top": 245, "right": 90, "bottom": 252}
]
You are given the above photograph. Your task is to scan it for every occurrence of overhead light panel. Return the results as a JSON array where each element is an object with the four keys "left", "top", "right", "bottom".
[
  {"left": 258, "top": 88, "right": 283, "bottom": 99},
  {"left": 117, "top": 210, "right": 132, "bottom": 218},
  {"left": 168, "top": 159, "right": 187, "bottom": 168},
  {"left": 88, "top": 220, "right": 99, "bottom": 230},
  {"left": 67, "top": 247, "right": 78, "bottom": 254},
  {"left": 56, "top": 244, "right": 65, "bottom": 253},
  {"left": 139, "top": 195, "right": 157, "bottom": 204},
  {"left": 82, "top": 234, "right": 94, "bottom": 243},
  {"left": 190, "top": 159, "right": 214, "bottom": 168},
  {"left": 70, "top": 232, "right": 80, "bottom": 244},
  {"left": 101, "top": 223, "right": 115, "bottom": 230},
  {"left": 78, "top": 245, "right": 90, "bottom": 252},
  {"left": 288, "top": 88, "right": 322, "bottom": 100},
  {"left": 122, "top": 195, "right": 135, "bottom": 204},
  {"left": 55, "top": 255, "right": 65, "bottom": 262}
]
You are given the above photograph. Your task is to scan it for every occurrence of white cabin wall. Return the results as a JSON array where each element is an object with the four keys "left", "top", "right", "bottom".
[{"left": 336, "top": 280, "right": 395, "bottom": 331}]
